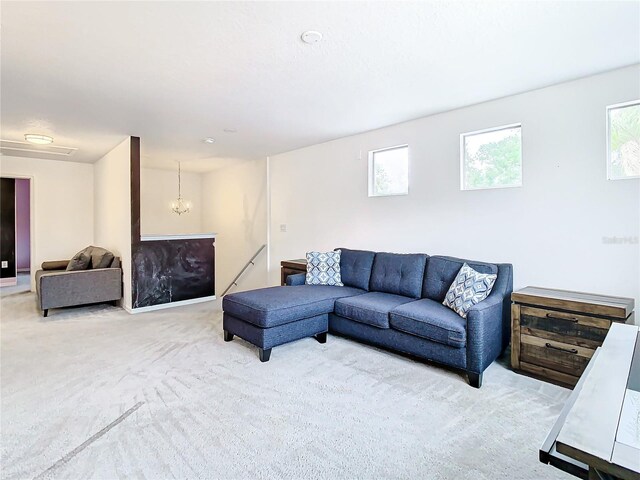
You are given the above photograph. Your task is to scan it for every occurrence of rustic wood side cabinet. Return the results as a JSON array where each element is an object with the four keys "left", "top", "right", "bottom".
[
  {"left": 511, "top": 286, "right": 634, "bottom": 388},
  {"left": 280, "top": 259, "right": 307, "bottom": 286}
]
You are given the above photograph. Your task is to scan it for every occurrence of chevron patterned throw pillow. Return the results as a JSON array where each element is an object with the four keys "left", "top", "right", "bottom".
[
  {"left": 305, "top": 250, "right": 343, "bottom": 286},
  {"left": 443, "top": 263, "right": 497, "bottom": 318}
]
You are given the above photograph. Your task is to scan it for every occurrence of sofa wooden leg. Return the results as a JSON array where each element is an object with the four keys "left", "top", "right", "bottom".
[
  {"left": 468, "top": 372, "right": 482, "bottom": 388},
  {"left": 223, "top": 330, "right": 234, "bottom": 342},
  {"left": 43, "top": 309, "right": 48, "bottom": 318},
  {"left": 315, "top": 332, "right": 327, "bottom": 344},
  {"left": 259, "top": 348, "right": 272, "bottom": 362}
]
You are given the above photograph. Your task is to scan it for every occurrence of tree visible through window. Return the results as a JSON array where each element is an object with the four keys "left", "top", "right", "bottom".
[
  {"left": 368, "top": 145, "right": 409, "bottom": 196},
  {"left": 608, "top": 101, "right": 640, "bottom": 180},
  {"left": 461, "top": 125, "right": 522, "bottom": 190}
]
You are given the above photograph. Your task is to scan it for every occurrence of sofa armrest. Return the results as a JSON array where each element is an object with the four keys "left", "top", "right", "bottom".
[
  {"left": 38, "top": 268, "right": 123, "bottom": 310},
  {"left": 286, "top": 273, "right": 306, "bottom": 286},
  {"left": 468, "top": 295, "right": 504, "bottom": 314},
  {"left": 465, "top": 295, "right": 505, "bottom": 374},
  {"left": 42, "top": 260, "right": 70, "bottom": 270}
]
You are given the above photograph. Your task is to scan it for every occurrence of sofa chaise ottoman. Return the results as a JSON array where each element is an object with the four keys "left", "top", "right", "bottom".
[
  {"left": 222, "top": 248, "right": 513, "bottom": 388},
  {"left": 222, "top": 284, "right": 365, "bottom": 361}
]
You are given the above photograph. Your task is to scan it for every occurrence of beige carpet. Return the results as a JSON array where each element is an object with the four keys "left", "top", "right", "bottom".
[
  {"left": 0, "top": 273, "right": 31, "bottom": 297},
  {"left": 1, "top": 291, "right": 572, "bottom": 480}
]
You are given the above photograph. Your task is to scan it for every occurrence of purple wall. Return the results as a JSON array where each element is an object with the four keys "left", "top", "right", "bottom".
[{"left": 15, "top": 179, "right": 30, "bottom": 271}]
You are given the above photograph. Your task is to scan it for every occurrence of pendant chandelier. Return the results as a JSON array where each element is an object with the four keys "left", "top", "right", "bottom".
[{"left": 171, "top": 161, "right": 191, "bottom": 215}]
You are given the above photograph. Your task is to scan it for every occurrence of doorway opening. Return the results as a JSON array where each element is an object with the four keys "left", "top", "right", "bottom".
[{"left": 1, "top": 177, "right": 32, "bottom": 296}]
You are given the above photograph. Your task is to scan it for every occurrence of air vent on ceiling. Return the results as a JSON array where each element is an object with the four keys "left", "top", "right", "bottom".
[{"left": 0, "top": 139, "right": 78, "bottom": 159}]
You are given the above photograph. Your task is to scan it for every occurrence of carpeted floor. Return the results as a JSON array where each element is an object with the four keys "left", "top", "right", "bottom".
[
  {"left": 1, "top": 291, "right": 572, "bottom": 480},
  {"left": 0, "top": 273, "right": 31, "bottom": 297}
]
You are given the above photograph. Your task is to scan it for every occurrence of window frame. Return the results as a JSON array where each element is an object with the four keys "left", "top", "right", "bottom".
[
  {"left": 459, "top": 123, "right": 523, "bottom": 191},
  {"left": 367, "top": 144, "right": 410, "bottom": 197},
  {"left": 606, "top": 100, "right": 640, "bottom": 181}
]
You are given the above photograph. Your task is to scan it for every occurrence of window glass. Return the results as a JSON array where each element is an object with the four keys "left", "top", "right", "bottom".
[
  {"left": 461, "top": 125, "right": 522, "bottom": 190},
  {"left": 369, "top": 145, "right": 409, "bottom": 196}
]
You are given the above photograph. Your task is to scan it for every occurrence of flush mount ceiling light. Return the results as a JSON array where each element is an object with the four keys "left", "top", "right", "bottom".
[
  {"left": 203, "top": 137, "right": 216, "bottom": 144},
  {"left": 301, "top": 30, "right": 322, "bottom": 44},
  {"left": 223, "top": 128, "right": 237, "bottom": 134},
  {"left": 24, "top": 134, "right": 53, "bottom": 145}
]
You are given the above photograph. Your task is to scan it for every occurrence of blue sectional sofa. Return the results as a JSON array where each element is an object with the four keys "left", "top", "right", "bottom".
[{"left": 223, "top": 248, "right": 513, "bottom": 388}]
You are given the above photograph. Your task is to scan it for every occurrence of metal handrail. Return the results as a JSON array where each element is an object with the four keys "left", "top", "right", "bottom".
[{"left": 221, "top": 244, "right": 267, "bottom": 297}]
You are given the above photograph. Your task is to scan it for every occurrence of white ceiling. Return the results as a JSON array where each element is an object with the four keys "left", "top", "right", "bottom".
[{"left": 1, "top": 1, "right": 639, "bottom": 172}]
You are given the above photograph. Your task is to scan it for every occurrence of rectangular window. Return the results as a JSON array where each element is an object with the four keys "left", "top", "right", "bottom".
[
  {"left": 368, "top": 145, "right": 409, "bottom": 197},
  {"left": 607, "top": 101, "right": 639, "bottom": 180},
  {"left": 461, "top": 124, "right": 522, "bottom": 191}
]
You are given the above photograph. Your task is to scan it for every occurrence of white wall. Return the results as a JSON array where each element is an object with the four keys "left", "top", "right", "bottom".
[
  {"left": 94, "top": 138, "right": 133, "bottom": 310},
  {"left": 201, "top": 159, "right": 268, "bottom": 295},
  {"left": 140, "top": 167, "right": 203, "bottom": 235},
  {"left": 269, "top": 65, "right": 640, "bottom": 304},
  {"left": 0, "top": 156, "right": 94, "bottom": 290}
]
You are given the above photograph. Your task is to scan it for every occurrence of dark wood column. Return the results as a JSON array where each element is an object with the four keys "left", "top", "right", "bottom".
[{"left": 130, "top": 136, "right": 141, "bottom": 245}]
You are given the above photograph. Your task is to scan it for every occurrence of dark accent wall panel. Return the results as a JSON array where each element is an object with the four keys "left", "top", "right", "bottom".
[
  {"left": 132, "top": 239, "right": 215, "bottom": 308},
  {"left": 129, "top": 136, "right": 216, "bottom": 309},
  {"left": 0, "top": 178, "right": 16, "bottom": 279}
]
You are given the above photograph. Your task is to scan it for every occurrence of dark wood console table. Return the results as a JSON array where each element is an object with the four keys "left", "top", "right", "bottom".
[{"left": 280, "top": 259, "right": 306, "bottom": 286}]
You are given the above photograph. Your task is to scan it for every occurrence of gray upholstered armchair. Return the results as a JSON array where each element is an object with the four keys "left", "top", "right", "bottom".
[{"left": 35, "top": 257, "right": 123, "bottom": 317}]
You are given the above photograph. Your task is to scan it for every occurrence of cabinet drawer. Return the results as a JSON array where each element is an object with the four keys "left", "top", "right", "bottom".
[
  {"left": 520, "top": 334, "right": 594, "bottom": 377},
  {"left": 518, "top": 361, "right": 579, "bottom": 387},
  {"left": 520, "top": 306, "right": 610, "bottom": 349}
]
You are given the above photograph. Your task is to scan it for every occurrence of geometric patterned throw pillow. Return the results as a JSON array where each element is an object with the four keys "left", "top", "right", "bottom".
[
  {"left": 443, "top": 263, "right": 497, "bottom": 318},
  {"left": 305, "top": 250, "right": 343, "bottom": 286}
]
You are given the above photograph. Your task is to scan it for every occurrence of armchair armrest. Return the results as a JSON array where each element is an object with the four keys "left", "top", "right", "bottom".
[
  {"left": 285, "top": 273, "right": 306, "bottom": 286},
  {"left": 41, "top": 260, "right": 69, "bottom": 271},
  {"left": 466, "top": 295, "right": 505, "bottom": 374}
]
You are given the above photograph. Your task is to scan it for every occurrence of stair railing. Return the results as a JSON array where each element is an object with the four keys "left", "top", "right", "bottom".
[{"left": 221, "top": 244, "right": 267, "bottom": 297}]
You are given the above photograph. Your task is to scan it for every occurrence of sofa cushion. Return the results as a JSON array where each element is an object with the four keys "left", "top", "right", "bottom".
[
  {"left": 423, "top": 256, "right": 498, "bottom": 302},
  {"left": 442, "top": 263, "right": 497, "bottom": 318},
  {"left": 389, "top": 298, "right": 467, "bottom": 348},
  {"left": 222, "top": 285, "right": 365, "bottom": 328},
  {"left": 369, "top": 252, "right": 428, "bottom": 298},
  {"left": 337, "top": 248, "right": 376, "bottom": 291},
  {"left": 334, "top": 292, "right": 414, "bottom": 329},
  {"left": 88, "top": 246, "right": 115, "bottom": 269},
  {"left": 66, "top": 246, "right": 115, "bottom": 271},
  {"left": 305, "top": 250, "right": 343, "bottom": 286},
  {"left": 66, "top": 249, "right": 91, "bottom": 271}
]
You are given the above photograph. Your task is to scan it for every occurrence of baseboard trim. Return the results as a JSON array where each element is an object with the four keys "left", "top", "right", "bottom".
[
  {"left": 0, "top": 277, "right": 17, "bottom": 287},
  {"left": 125, "top": 295, "right": 216, "bottom": 314}
]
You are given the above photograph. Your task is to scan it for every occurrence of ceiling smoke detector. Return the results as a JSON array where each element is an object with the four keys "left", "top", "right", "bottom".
[
  {"left": 301, "top": 31, "right": 322, "bottom": 44},
  {"left": 24, "top": 134, "right": 53, "bottom": 145}
]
